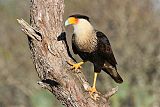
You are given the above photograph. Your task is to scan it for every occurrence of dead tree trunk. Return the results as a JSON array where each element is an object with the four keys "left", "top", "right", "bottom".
[{"left": 17, "top": 0, "right": 118, "bottom": 107}]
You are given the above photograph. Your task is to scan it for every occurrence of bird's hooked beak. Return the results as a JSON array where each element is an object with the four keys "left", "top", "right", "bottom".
[
  {"left": 65, "top": 20, "right": 70, "bottom": 26},
  {"left": 65, "top": 17, "right": 78, "bottom": 26}
]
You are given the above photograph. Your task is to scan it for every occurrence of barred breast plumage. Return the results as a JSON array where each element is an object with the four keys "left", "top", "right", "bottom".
[{"left": 75, "top": 30, "right": 97, "bottom": 53}]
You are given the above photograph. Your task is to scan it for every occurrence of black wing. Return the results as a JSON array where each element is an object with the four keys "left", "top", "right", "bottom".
[
  {"left": 96, "top": 31, "right": 117, "bottom": 67},
  {"left": 72, "top": 34, "right": 78, "bottom": 54}
]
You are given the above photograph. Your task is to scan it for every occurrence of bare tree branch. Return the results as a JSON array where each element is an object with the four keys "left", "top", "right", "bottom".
[{"left": 17, "top": 19, "right": 42, "bottom": 41}]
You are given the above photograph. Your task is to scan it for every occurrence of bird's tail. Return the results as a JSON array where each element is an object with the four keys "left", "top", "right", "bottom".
[{"left": 102, "top": 64, "right": 123, "bottom": 84}]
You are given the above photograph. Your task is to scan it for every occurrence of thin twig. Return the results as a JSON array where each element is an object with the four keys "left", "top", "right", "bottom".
[{"left": 104, "top": 86, "right": 119, "bottom": 99}]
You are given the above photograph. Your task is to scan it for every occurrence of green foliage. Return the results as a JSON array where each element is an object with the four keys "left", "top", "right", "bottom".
[
  {"left": 111, "top": 83, "right": 154, "bottom": 107},
  {"left": 31, "top": 91, "right": 63, "bottom": 107}
]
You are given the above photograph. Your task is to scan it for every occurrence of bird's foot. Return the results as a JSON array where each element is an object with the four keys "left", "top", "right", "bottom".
[
  {"left": 67, "top": 61, "right": 84, "bottom": 70},
  {"left": 88, "top": 87, "right": 100, "bottom": 101}
]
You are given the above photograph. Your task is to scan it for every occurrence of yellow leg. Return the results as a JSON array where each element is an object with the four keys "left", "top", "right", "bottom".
[
  {"left": 88, "top": 72, "right": 100, "bottom": 100},
  {"left": 67, "top": 61, "right": 84, "bottom": 70},
  {"left": 93, "top": 72, "right": 98, "bottom": 89}
]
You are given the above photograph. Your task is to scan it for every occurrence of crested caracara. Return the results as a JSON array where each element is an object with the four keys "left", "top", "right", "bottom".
[{"left": 65, "top": 14, "right": 123, "bottom": 100}]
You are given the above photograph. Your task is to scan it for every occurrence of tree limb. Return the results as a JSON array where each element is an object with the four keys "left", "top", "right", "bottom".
[{"left": 17, "top": 19, "right": 42, "bottom": 41}]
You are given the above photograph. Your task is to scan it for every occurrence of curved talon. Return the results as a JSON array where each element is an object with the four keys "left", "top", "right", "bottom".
[
  {"left": 67, "top": 61, "right": 84, "bottom": 70},
  {"left": 88, "top": 87, "right": 100, "bottom": 100}
]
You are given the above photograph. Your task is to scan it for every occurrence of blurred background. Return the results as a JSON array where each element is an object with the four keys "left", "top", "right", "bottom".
[{"left": 0, "top": 0, "right": 160, "bottom": 107}]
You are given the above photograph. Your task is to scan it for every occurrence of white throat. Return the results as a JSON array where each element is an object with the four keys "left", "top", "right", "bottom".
[{"left": 73, "top": 19, "right": 94, "bottom": 36}]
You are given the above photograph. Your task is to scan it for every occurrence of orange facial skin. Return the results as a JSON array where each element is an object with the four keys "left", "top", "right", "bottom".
[{"left": 68, "top": 17, "right": 79, "bottom": 25}]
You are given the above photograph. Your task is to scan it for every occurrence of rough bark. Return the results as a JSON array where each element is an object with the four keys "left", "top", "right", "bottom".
[{"left": 17, "top": 0, "right": 118, "bottom": 107}]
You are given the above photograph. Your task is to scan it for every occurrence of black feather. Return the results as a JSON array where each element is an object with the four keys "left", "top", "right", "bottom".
[{"left": 69, "top": 14, "right": 90, "bottom": 21}]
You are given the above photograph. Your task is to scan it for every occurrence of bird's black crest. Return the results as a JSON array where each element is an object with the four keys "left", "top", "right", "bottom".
[{"left": 69, "top": 14, "right": 90, "bottom": 21}]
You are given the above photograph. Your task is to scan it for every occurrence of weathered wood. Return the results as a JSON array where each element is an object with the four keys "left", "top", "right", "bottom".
[{"left": 17, "top": 0, "right": 118, "bottom": 106}]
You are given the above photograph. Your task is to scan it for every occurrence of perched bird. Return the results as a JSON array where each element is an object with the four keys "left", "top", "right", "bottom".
[{"left": 65, "top": 14, "right": 123, "bottom": 100}]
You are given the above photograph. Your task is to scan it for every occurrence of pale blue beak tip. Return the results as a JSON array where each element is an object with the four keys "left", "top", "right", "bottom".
[{"left": 65, "top": 20, "right": 69, "bottom": 26}]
